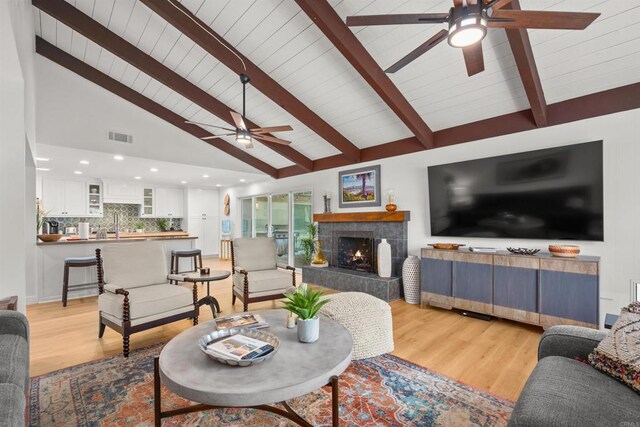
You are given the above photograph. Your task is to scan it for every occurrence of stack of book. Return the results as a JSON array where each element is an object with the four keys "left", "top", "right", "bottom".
[
  {"left": 206, "top": 334, "right": 274, "bottom": 361},
  {"left": 214, "top": 313, "right": 269, "bottom": 331}
]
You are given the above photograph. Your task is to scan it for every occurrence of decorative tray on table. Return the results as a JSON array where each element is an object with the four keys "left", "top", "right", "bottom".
[
  {"left": 506, "top": 247, "right": 541, "bottom": 256},
  {"left": 198, "top": 327, "right": 280, "bottom": 367}
]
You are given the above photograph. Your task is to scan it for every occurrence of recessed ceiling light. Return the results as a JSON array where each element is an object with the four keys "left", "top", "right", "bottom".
[
  {"left": 36, "top": 167, "right": 50, "bottom": 171},
  {"left": 134, "top": 176, "right": 141, "bottom": 180},
  {"left": 150, "top": 168, "right": 158, "bottom": 172},
  {"left": 79, "top": 160, "right": 90, "bottom": 165},
  {"left": 180, "top": 181, "right": 187, "bottom": 184},
  {"left": 216, "top": 184, "right": 222, "bottom": 187},
  {"left": 113, "top": 155, "right": 124, "bottom": 160},
  {"left": 36, "top": 157, "right": 49, "bottom": 162},
  {"left": 202, "top": 174, "right": 209, "bottom": 178},
  {"left": 73, "top": 171, "right": 83, "bottom": 175},
  {"left": 239, "top": 179, "right": 246, "bottom": 182}
]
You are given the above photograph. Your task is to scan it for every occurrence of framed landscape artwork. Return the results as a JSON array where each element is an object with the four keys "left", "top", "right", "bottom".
[{"left": 339, "top": 165, "right": 381, "bottom": 208}]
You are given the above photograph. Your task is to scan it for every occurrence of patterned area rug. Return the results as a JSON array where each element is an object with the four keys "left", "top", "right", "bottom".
[{"left": 29, "top": 343, "right": 513, "bottom": 426}]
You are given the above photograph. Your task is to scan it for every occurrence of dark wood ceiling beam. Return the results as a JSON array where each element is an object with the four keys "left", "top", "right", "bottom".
[
  {"left": 502, "top": 0, "right": 548, "bottom": 127},
  {"left": 294, "top": 0, "right": 435, "bottom": 149},
  {"left": 280, "top": 82, "right": 640, "bottom": 177},
  {"left": 139, "top": 0, "right": 361, "bottom": 163},
  {"left": 33, "top": 0, "right": 313, "bottom": 172},
  {"left": 35, "top": 37, "right": 279, "bottom": 178}
]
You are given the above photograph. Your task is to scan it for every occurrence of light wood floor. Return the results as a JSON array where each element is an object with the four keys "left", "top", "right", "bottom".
[{"left": 26, "top": 258, "right": 542, "bottom": 401}]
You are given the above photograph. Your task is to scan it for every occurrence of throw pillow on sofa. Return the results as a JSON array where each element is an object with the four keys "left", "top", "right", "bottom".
[{"left": 588, "top": 302, "right": 640, "bottom": 393}]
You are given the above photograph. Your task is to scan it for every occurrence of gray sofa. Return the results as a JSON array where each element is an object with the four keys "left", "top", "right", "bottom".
[
  {"left": 0, "top": 311, "right": 29, "bottom": 427},
  {"left": 509, "top": 325, "right": 640, "bottom": 426}
]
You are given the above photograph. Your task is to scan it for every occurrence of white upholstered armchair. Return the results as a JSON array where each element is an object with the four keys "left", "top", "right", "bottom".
[
  {"left": 231, "top": 237, "right": 296, "bottom": 311},
  {"left": 96, "top": 241, "right": 198, "bottom": 357}
]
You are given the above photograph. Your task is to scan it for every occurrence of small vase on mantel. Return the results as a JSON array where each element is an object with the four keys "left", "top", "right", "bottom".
[
  {"left": 377, "top": 239, "right": 392, "bottom": 278},
  {"left": 312, "top": 240, "right": 328, "bottom": 267}
]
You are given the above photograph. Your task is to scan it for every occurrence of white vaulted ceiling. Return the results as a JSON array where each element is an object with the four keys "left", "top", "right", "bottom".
[{"left": 33, "top": 0, "right": 640, "bottom": 170}]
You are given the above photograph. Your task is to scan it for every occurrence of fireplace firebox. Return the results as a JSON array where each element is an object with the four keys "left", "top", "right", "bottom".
[{"left": 337, "top": 236, "right": 374, "bottom": 273}]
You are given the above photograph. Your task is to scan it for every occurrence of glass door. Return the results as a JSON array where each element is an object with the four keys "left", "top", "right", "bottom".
[
  {"left": 271, "top": 193, "right": 289, "bottom": 265},
  {"left": 241, "top": 198, "right": 253, "bottom": 238},
  {"left": 254, "top": 195, "right": 269, "bottom": 238},
  {"left": 292, "top": 191, "right": 313, "bottom": 268}
]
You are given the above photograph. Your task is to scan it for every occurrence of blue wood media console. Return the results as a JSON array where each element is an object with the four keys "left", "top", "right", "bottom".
[{"left": 421, "top": 248, "right": 600, "bottom": 329}]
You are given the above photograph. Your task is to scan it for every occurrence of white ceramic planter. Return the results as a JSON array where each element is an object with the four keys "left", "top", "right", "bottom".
[
  {"left": 297, "top": 316, "right": 319, "bottom": 343},
  {"left": 377, "top": 238, "right": 392, "bottom": 278},
  {"left": 402, "top": 255, "right": 421, "bottom": 304}
]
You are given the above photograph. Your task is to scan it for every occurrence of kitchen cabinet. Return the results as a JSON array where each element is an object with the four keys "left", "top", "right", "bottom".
[
  {"left": 103, "top": 181, "right": 141, "bottom": 204},
  {"left": 187, "top": 189, "right": 218, "bottom": 217},
  {"left": 141, "top": 187, "right": 155, "bottom": 217},
  {"left": 42, "top": 179, "right": 87, "bottom": 217},
  {"left": 186, "top": 216, "right": 219, "bottom": 256},
  {"left": 87, "top": 183, "right": 103, "bottom": 216},
  {"left": 155, "top": 187, "right": 184, "bottom": 218}
]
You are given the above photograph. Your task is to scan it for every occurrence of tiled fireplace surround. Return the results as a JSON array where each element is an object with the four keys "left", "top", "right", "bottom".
[{"left": 301, "top": 213, "right": 408, "bottom": 302}]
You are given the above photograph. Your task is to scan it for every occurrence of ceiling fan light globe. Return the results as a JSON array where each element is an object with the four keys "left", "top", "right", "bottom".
[
  {"left": 448, "top": 17, "right": 487, "bottom": 48},
  {"left": 236, "top": 132, "right": 252, "bottom": 145}
]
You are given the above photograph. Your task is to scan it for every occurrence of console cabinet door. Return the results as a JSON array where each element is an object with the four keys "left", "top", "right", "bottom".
[
  {"left": 453, "top": 252, "right": 493, "bottom": 314},
  {"left": 539, "top": 259, "right": 599, "bottom": 328},
  {"left": 493, "top": 256, "right": 539, "bottom": 324},
  {"left": 421, "top": 249, "right": 454, "bottom": 307}
]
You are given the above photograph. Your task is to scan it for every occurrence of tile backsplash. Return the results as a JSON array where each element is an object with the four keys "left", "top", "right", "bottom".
[{"left": 44, "top": 204, "right": 182, "bottom": 233}]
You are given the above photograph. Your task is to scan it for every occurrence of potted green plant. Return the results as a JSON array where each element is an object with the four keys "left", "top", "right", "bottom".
[
  {"left": 282, "top": 285, "right": 329, "bottom": 343},
  {"left": 157, "top": 218, "right": 169, "bottom": 232},
  {"left": 134, "top": 222, "right": 144, "bottom": 233},
  {"left": 299, "top": 223, "right": 317, "bottom": 266}
]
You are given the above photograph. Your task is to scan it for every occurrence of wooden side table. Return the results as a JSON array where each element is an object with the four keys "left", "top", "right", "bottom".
[{"left": 0, "top": 296, "right": 18, "bottom": 311}]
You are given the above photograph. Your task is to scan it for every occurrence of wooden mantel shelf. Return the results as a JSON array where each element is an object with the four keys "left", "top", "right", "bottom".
[{"left": 313, "top": 211, "right": 410, "bottom": 223}]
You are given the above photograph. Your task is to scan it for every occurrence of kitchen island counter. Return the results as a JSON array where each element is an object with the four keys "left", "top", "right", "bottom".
[
  {"left": 34, "top": 235, "right": 197, "bottom": 304},
  {"left": 37, "top": 233, "right": 196, "bottom": 245}
]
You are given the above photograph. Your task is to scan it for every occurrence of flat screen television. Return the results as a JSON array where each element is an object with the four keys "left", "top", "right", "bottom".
[{"left": 428, "top": 141, "right": 603, "bottom": 241}]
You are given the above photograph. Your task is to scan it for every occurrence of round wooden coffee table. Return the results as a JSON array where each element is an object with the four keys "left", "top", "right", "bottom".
[{"left": 154, "top": 309, "right": 353, "bottom": 426}]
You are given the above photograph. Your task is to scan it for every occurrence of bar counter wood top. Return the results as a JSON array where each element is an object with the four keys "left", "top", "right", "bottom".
[{"left": 37, "top": 231, "right": 196, "bottom": 245}]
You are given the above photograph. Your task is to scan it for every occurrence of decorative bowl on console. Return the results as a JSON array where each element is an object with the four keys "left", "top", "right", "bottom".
[
  {"left": 37, "top": 234, "right": 63, "bottom": 243},
  {"left": 428, "top": 243, "right": 466, "bottom": 250},
  {"left": 507, "top": 247, "right": 540, "bottom": 256},
  {"left": 548, "top": 244, "right": 580, "bottom": 258}
]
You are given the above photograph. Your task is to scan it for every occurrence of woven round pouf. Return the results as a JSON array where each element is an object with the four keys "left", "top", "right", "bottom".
[
  {"left": 319, "top": 292, "right": 394, "bottom": 360},
  {"left": 402, "top": 255, "right": 421, "bottom": 304}
]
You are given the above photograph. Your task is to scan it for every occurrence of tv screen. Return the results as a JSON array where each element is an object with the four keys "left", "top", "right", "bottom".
[{"left": 428, "top": 141, "right": 603, "bottom": 241}]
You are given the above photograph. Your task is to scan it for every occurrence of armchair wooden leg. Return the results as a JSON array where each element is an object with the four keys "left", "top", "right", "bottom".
[
  {"left": 232, "top": 293, "right": 236, "bottom": 305},
  {"left": 123, "top": 334, "right": 130, "bottom": 358},
  {"left": 243, "top": 303, "right": 248, "bottom": 312},
  {"left": 98, "top": 319, "right": 106, "bottom": 338}
]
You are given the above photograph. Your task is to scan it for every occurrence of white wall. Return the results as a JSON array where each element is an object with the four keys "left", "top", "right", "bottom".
[
  {"left": 224, "top": 109, "right": 640, "bottom": 327},
  {"left": 0, "top": 0, "right": 36, "bottom": 313}
]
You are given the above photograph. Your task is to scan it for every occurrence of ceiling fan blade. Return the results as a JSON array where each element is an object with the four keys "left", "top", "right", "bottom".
[
  {"left": 230, "top": 111, "right": 247, "bottom": 130},
  {"left": 346, "top": 13, "right": 449, "bottom": 27},
  {"left": 201, "top": 133, "right": 236, "bottom": 140},
  {"left": 253, "top": 134, "right": 292, "bottom": 146},
  {"left": 249, "top": 125, "right": 293, "bottom": 133},
  {"left": 489, "top": 10, "right": 600, "bottom": 30},
  {"left": 385, "top": 29, "right": 448, "bottom": 74},
  {"left": 462, "top": 42, "right": 485, "bottom": 77},
  {"left": 185, "top": 120, "right": 235, "bottom": 132}
]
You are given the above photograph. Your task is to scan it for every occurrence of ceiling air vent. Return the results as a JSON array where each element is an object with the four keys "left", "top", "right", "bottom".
[{"left": 107, "top": 131, "right": 133, "bottom": 144}]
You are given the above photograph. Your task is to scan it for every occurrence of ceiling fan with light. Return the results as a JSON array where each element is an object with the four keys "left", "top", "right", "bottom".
[
  {"left": 186, "top": 74, "right": 293, "bottom": 149},
  {"left": 346, "top": 0, "right": 600, "bottom": 76}
]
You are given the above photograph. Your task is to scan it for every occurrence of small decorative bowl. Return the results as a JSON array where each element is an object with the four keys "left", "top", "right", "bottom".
[
  {"left": 198, "top": 327, "right": 280, "bottom": 367},
  {"left": 549, "top": 244, "right": 580, "bottom": 258},
  {"left": 429, "top": 243, "right": 466, "bottom": 250},
  {"left": 507, "top": 247, "right": 540, "bottom": 256},
  {"left": 37, "top": 234, "right": 63, "bottom": 242}
]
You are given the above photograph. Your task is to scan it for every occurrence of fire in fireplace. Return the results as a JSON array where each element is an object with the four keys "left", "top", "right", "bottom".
[{"left": 337, "top": 236, "right": 374, "bottom": 273}]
